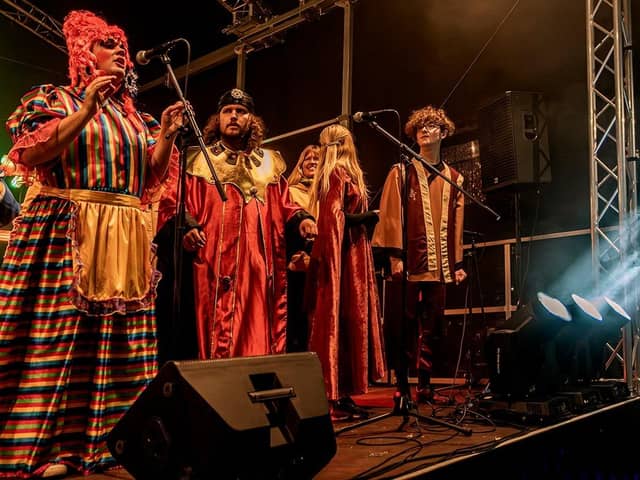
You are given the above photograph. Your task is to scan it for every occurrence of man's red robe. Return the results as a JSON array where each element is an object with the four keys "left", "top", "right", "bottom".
[{"left": 159, "top": 143, "right": 304, "bottom": 358}]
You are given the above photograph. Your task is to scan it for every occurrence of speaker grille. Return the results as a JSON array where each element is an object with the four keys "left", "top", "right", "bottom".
[{"left": 478, "top": 91, "right": 551, "bottom": 192}]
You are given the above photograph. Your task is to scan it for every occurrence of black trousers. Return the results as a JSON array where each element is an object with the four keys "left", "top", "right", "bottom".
[{"left": 391, "top": 281, "right": 446, "bottom": 393}]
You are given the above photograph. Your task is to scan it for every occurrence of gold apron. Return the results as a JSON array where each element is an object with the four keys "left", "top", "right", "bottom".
[{"left": 40, "top": 186, "right": 157, "bottom": 315}]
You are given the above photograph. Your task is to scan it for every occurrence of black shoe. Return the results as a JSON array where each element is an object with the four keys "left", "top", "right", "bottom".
[
  {"left": 416, "top": 386, "right": 451, "bottom": 405},
  {"left": 330, "top": 403, "right": 352, "bottom": 422},
  {"left": 334, "top": 397, "right": 370, "bottom": 419}
]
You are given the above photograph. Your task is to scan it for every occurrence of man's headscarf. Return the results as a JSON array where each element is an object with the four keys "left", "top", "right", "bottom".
[{"left": 216, "top": 88, "right": 255, "bottom": 113}]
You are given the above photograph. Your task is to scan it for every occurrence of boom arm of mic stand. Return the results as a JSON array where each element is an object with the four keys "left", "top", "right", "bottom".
[
  {"left": 159, "top": 54, "right": 226, "bottom": 203},
  {"left": 365, "top": 120, "right": 500, "bottom": 221}
]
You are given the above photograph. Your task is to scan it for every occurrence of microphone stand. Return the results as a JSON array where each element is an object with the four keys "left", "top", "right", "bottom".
[
  {"left": 458, "top": 230, "right": 486, "bottom": 388},
  {"left": 156, "top": 52, "right": 227, "bottom": 361},
  {"left": 363, "top": 119, "right": 500, "bottom": 220}
]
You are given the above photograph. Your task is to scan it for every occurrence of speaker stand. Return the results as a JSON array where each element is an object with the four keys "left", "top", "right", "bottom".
[
  {"left": 333, "top": 390, "right": 472, "bottom": 437},
  {"left": 514, "top": 189, "right": 523, "bottom": 306},
  {"left": 444, "top": 231, "right": 487, "bottom": 393}
]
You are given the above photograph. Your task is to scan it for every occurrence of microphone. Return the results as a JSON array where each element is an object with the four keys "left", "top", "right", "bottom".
[
  {"left": 352, "top": 109, "right": 395, "bottom": 123},
  {"left": 135, "top": 39, "right": 181, "bottom": 65}
]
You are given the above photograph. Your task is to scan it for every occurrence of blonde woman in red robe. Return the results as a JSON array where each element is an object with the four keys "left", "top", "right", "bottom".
[{"left": 306, "top": 124, "right": 386, "bottom": 421}]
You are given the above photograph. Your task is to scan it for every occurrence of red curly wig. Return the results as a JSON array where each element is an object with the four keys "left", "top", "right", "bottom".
[{"left": 62, "top": 10, "right": 136, "bottom": 112}]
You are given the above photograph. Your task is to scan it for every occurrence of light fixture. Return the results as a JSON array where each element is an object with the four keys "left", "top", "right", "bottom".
[
  {"left": 569, "top": 294, "right": 603, "bottom": 323},
  {"left": 555, "top": 294, "right": 606, "bottom": 386},
  {"left": 485, "top": 292, "right": 571, "bottom": 398},
  {"left": 600, "top": 296, "right": 631, "bottom": 328}
]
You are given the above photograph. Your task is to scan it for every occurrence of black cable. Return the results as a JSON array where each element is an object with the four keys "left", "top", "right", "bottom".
[
  {"left": 518, "top": 187, "right": 542, "bottom": 304},
  {"left": 440, "top": 0, "right": 522, "bottom": 108}
]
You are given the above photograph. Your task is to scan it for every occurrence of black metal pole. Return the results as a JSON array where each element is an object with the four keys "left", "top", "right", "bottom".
[{"left": 156, "top": 52, "right": 227, "bottom": 360}]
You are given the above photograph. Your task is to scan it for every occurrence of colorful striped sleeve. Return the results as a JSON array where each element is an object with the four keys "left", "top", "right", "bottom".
[
  {"left": 5, "top": 85, "right": 69, "bottom": 168},
  {"left": 6, "top": 84, "right": 67, "bottom": 141}
]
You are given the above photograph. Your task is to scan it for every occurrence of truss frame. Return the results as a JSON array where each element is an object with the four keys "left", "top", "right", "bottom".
[
  {"left": 586, "top": 0, "right": 637, "bottom": 390},
  {"left": 0, "top": 0, "right": 65, "bottom": 53}
]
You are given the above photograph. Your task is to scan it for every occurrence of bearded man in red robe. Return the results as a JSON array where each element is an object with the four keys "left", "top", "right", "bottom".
[{"left": 158, "top": 89, "right": 316, "bottom": 360}]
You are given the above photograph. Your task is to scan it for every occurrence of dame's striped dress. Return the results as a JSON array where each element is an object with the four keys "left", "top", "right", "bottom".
[{"left": 0, "top": 84, "right": 172, "bottom": 477}]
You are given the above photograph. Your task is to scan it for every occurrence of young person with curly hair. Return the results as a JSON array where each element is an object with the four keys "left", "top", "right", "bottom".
[{"left": 373, "top": 105, "right": 467, "bottom": 404}]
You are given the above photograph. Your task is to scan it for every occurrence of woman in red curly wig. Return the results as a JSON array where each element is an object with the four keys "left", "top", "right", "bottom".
[{"left": 0, "top": 10, "right": 184, "bottom": 478}]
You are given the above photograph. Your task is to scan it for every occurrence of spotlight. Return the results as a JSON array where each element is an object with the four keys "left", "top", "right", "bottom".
[
  {"left": 569, "top": 294, "right": 603, "bottom": 323},
  {"left": 555, "top": 294, "right": 606, "bottom": 386},
  {"left": 484, "top": 292, "right": 571, "bottom": 398},
  {"left": 600, "top": 296, "right": 631, "bottom": 329},
  {"left": 535, "top": 292, "right": 572, "bottom": 322}
]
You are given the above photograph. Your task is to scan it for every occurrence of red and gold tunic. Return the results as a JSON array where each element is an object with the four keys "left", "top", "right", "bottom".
[{"left": 372, "top": 160, "right": 464, "bottom": 283}]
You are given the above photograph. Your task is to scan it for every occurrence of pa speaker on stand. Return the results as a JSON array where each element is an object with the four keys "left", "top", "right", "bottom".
[
  {"left": 478, "top": 90, "right": 551, "bottom": 192},
  {"left": 107, "top": 352, "right": 336, "bottom": 480},
  {"left": 478, "top": 91, "right": 551, "bottom": 305}
]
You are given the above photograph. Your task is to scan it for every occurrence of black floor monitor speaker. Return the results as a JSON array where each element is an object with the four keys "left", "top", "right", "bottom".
[
  {"left": 478, "top": 91, "right": 551, "bottom": 192},
  {"left": 107, "top": 352, "right": 336, "bottom": 480}
]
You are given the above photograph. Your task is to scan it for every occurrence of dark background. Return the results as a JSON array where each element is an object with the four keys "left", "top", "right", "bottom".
[{"left": 1, "top": 1, "right": 635, "bottom": 336}]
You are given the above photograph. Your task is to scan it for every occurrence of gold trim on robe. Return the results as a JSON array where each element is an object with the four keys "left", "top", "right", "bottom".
[
  {"left": 185, "top": 142, "right": 286, "bottom": 204},
  {"left": 372, "top": 161, "right": 464, "bottom": 284},
  {"left": 413, "top": 159, "right": 438, "bottom": 273},
  {"left": 289, "top": 182, "right": 311, "bottom": 210}
]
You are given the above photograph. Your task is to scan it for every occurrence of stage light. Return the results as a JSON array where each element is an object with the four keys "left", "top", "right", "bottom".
[
  {"left": 535, "top": 292, "right": 572, "bottom": 322},
  {"left": 555, "top": 294, "right": 606, "bottom": 386},
  {"left": 582, "top": 296, "right": 632, "bottom": 380},
  {"left": 485, "top": 292, "right": 571, "bottom": 398},
  {"left": 600, "top": 296, "right": 631, "bottom": 328},
  {"left": 569, "top": 294, "right": 603, "bottom": 323}
]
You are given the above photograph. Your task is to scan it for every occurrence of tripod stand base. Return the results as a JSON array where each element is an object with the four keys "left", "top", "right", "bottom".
[{"left": 335, "top": 391, "right": 472, "bottom": 436}]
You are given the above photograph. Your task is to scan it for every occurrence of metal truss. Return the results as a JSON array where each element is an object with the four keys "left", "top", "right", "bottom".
[
  {"left": 0, "top": 0, "right": 65, "bottom": 53},
  {"left": 216, "top": 0, "right": 272, "bottom": 36},
  {"left": 140, "top": 0, "right": 345, "bottom": 92},
  {"left": 586, "top": 0, "right": 637, "bottom": 389}
]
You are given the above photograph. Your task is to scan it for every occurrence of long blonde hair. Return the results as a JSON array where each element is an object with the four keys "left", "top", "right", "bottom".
[
  {"left": 287, "top": 144, "right": 319, "bottom": 186},
  {"left": 308, "top": 124, "right": 368, "bottom": 217}
]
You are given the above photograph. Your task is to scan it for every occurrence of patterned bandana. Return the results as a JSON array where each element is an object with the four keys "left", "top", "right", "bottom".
[{"left": 216, "top": 88, "right": 255, "bottom": 113}]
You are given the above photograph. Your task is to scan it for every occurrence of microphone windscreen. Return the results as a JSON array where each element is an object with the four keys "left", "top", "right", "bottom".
[{"left": 135, "top": 50, "right": 149, "bottom": 66}]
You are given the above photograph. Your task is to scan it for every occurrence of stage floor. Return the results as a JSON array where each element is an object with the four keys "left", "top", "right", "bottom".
[{"left": 68, "top": 383, "right": 640, "bottom": 480}]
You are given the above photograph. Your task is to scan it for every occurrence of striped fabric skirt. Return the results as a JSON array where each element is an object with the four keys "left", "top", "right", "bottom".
[{"left": 0, "top": 194, "right": 158, "bottom": 478}]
